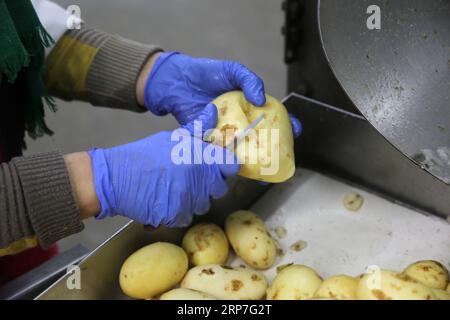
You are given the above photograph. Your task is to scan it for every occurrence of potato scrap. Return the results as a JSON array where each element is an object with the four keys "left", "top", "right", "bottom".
[
  {"left": 274, "top": 226, "right": 287, "bottom": 239},
  {"left": 290, "top": 240, "right": 307, "bottom": 252},
  {"left": 343, "top": 192, "right": 364, "bottom": 212}
]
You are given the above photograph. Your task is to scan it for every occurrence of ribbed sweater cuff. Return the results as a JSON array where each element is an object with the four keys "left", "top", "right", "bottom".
[
  {"left": 86, "top": 34, "right": 162, "bottom": 112},
  {"left": 12, "top": 152, "right": 84, "bottom": 248}
]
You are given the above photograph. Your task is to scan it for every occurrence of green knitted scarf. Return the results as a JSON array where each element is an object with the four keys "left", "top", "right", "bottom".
[{"left": 0, "top": 0, "right": 55, "bottom": 140}]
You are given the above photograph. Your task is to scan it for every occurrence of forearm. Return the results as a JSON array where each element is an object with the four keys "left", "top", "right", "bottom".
[
  {"left": 0, "top": 152, "right": 84, "bottom": 255},
  {"left": 44, "top": 27, "right": 162, "bottom": 111},
  {"left": 64, "top": 152, "right": 99, "bottom": 220},
  {"left": 136, "top": 51, "right": 161, "bottom": 106}
]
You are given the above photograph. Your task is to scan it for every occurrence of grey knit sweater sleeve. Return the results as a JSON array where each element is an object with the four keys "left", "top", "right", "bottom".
[
  {"left": 0, "top": 29, "right": 160, "bottom": 250},
  {"left": 0, "top": 152, "right": 83, "bottom": 249},
  {"left": 45, "top": 27, "right": 163, "bottom": 112}
]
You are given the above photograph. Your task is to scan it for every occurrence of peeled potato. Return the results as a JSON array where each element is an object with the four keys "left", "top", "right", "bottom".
[
  {"left": 432, "top": 289, "right": 450, "bottom": 300},
  {"left": 182, "top": 223, "right": 229, "bottom": 266},
  {"left": 210, "top": 91, "right": 295, "bottom": 183},
  {"left": 181, "top": 264, "right": 268, "bottom": 300},
  {"left": 357, "top": 269, "right": 436, "bottom": 300},
  {"left": 159, "top": 288, "right": 218, "bottom": 300},
  {"left": 315, "top": 275, "right": 359, "bottom": 300},
  {"left": 119, "top": 242, "right": 188, "bottom": 299},
  {"left": 267, "top": 264, "right": 323, "bottom": 300},
  {"left": 225, "top": 210, "right": 277, "bottom": 270},
  {"left": 403, "top": 260, "right": 449, "bottom": 290},
  {"left": 447, "top": 283, "right": 450, "bottom": 293}
]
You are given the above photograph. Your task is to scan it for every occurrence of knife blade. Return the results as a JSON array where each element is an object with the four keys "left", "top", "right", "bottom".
[{"left": 225, "top": 113, "right": 265, "bottom": 150}]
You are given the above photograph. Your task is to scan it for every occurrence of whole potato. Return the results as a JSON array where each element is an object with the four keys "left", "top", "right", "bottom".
[
  {"left": 119, "top": 242, "right": 188, "bottom": 299},
  {"left": 403, "top": 260, "right": 449, "bottom": 290},
  {"left": 160, "top": 288, "right": 218, "bottom": 300},
  {"left": 432, "top": 289, "right": 450, "bottom": 300},
  {"left": 181, "top": 264, "right": 268, "bottom": 300},
  {"left": 211, "top": 91, "right": 295, "bottom": 183},
  {"left": 225, "top": 210, "right": 277, "bottom": 270},
  {"left": 357, "top": 269, "right": 436, "bottom": 300},
  {"left": 315, "top": 275, "right": 359, "bottom": 300},
  {"left": 182, "top": 223, "right": 229, "bottom": 266},
  {"left": 267, "top": 264, "right": 323, "bottom": 300}
]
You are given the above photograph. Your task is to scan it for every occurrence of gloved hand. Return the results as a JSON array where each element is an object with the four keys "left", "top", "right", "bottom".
[
  {"left": 88, "top": 104, "right": 239, "bottom": 228},
  {"left": 144, "top": 52, "right": 302, "bottom": 138}
]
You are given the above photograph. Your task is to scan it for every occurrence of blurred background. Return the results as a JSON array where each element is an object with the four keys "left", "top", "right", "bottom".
[{"left": 24, "top": 0, "right": 287, "bottom": 251}]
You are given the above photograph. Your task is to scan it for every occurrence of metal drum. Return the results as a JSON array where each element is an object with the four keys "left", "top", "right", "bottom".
[{"left": 319, "top": 0, "right": 450, "bottom": 184}]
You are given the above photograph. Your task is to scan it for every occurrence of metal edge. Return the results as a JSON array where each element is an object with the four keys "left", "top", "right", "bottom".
[
  {"left": 34, "top": 220, "right": 134, "bottom": 299},
  {"left": 0, "top": 245, "right": 89, "bottom": 300}
]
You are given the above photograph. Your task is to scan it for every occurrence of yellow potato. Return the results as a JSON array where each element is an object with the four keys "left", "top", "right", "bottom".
[
  {"left": 357, "top": 269, "right": 436, "bottom": 300},
  {"left": 267, "top": 264, "right": 323, "bottom": 300},
  {"left": 315, "top": 275, "right": 359, "bottom": 300},
  {"left": 403, "top": 260, "right": 449, "bottom": 290},
  {"left": 181, "top": 264, "right": 268, "bottom": 300},
  {"left": 119, "top": 242, "right": 188, "bottom": 299},
  {"left": 159, "top": 288, "right": 218, "bottom": 300},
  {"left": 225, "top": 210, "right": 277, "bottom": 270},
  {"left": 182, "top": 223, "right": 229, "bottom": 266},
  {"left": 447, "top": 283, "right": 450, "bottom": 293},
  {"left": 210, "top": 91, "right": 295, "bottom": 183},
  {"left": 432, "top": 289, "right": 450, "bottom": 300}
]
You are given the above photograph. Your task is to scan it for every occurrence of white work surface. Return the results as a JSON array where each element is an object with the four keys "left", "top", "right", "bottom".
[{"left": 228, "top": 169, "right": 450, "bottom": 280}]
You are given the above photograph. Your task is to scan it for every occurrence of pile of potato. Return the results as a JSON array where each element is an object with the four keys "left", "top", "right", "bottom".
[{"left": 119, "top": 210, "right": 450, "bottom": 300}]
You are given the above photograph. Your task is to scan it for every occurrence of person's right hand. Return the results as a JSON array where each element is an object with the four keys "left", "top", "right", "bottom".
[{"left": 88, "top": 104, "right": 239, "bottom": 228}]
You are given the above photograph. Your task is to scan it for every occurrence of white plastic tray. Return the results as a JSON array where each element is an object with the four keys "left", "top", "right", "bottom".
[
  {"left": 228, "top": 169, "right": 450, "bottom": 280},
  {"left": 37, "top": 168, "right": 450, "bottom": 299}
]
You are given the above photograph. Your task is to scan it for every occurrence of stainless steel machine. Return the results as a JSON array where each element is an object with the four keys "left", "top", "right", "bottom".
[
  {"left": 284, "top": 0, "right": 450, "bottom": 217},
  {"left": 2, "top": 0, "right": 449, "bottom": 300}
]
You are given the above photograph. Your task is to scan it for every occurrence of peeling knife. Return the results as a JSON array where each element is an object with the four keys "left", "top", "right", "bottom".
[{"left": 225, "top": 113, "right": 265, "bottom": 150}]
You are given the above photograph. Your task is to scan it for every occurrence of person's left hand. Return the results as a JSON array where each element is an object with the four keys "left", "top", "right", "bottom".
[{"left": 143, "top": 52, "right": 302, "bottom": 138}]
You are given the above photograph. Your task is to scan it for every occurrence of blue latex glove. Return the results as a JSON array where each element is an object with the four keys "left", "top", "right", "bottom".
[
  {"left": 144, "top": 52, "right": 302, "bottom": 138},
  {"left": 88, "top": 104, "right": 239, "bottom": 228}
]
